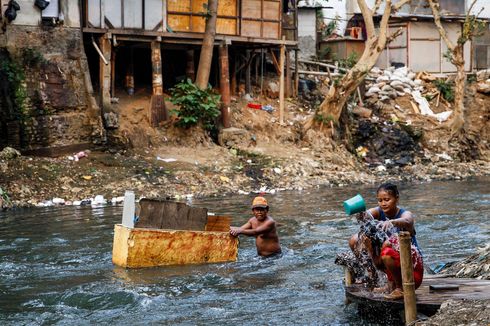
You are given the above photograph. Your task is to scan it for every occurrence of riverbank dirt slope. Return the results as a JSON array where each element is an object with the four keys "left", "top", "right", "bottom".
[{"left": 1, "top": 78, "right": 489, "bottom": 208}]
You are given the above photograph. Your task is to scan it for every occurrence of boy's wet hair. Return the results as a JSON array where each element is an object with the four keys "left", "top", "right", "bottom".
[{"left": 377, "top": 182, "right": 399, "bottom": 198}]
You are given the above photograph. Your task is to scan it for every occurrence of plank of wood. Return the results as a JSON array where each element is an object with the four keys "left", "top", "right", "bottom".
[
  {"left": 345, "top": 276, "right": 490, "bottom": 317},
  {"left": 410, "top": 100, "right": 420, "bottom": 114},
  {"left": 205, "top": 215, "right": 232, "bottom": 232},
  {"left": 136, "top": 199, "right": 208, "bottom": 231}
]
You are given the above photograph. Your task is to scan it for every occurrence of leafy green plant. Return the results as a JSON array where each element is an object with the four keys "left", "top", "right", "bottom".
[
  {"left": 0, "top": 187, "right": 12, "bottom": 207},
  {"left": 338, "top": 52, "right": 359, "bottom": 70},
  {"left": 434, "top": 79, "right": 455, "bottom": 102},
  {"left": 21, "top": 48, "right": 47, "bottom": 67},
  {"left": 0, "top": 56, "right": 28, "bottom": 120},
  {"left": 169, "top": 79, "right": 221, "bottom": 131},
  {"left": 314, "top": 113, "right": 336, "bottom": 125}
]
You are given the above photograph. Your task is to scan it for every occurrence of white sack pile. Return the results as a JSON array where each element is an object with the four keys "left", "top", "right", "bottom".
[{"left": 365, "top": 66, "right": 452, "bottom": 122}]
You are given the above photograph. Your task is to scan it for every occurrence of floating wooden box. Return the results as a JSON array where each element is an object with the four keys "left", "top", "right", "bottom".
[
  {"left": 112, "top": 199, "right": 238, "bottom": 268},
  {"left": 112, "top": 224, "right": 238, "bottom": 268}
]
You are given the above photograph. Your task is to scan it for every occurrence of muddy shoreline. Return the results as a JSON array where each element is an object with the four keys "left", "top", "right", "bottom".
[{"left": 1, "top": 146, "right": 488, "bottom": 209}]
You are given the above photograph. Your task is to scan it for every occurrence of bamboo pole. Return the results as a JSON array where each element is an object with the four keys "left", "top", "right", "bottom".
[
  {"left": 344, "top": 267, "right": 353, "bottom": 286},
  {"left": 399, "top": 231, "right": 417, "bottom": 325},
  {"left": 279, "top": 38, "right": 285, "bottom": 125}
]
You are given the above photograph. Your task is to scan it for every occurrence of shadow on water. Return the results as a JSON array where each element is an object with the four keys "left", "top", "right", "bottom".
[{"left": 0, "top": 178, "right": 488, "bottom": 325}]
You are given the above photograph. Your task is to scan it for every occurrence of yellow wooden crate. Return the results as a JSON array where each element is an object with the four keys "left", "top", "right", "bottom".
[{"left": 112, "top": 224, "right": 238, "bottom": 268}]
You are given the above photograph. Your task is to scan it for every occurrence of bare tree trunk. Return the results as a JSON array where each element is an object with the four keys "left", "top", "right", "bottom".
[
  {"left": 195, "top": 0, "right": 218, "bottom": 90},
  {"left": 307, "top": 0, "right": 410, "bottom": 131},
  {"left": 428, "top": 0, "right": 484, "bottom": 137},
  {"left": 451, "top": 47, "right": 466, "bottom": 134}
]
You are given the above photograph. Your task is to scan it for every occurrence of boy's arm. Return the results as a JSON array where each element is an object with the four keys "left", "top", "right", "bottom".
[
  {"left": 230, "top": 219, "right": 252, "bottom": 236},
  {"left": 230, "top": 220, "right": 274, "bottom": 237}
]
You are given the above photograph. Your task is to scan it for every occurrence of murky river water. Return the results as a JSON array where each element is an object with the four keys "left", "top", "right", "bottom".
[{"left": 1, "top": 178, "right": 489, "bottom": 325}]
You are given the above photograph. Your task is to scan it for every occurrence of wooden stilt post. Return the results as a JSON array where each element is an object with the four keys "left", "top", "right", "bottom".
[
  {"left": 185, "top": 49, "right": 196, "bottom": 82},
  {"left": 219, "top": 42, "right": 231, "bottom": 128},
  {"left": 279, "top": 38, "right": 285, "bottom": 125},
  {"left": 99, "top": 33, "right": 111, "bottom": 111},
  {"left": 150, "top": 39, "right": 166, "bottom": 126},
  {"left": 245, "top": 50, "right": 251, "bottom": 94},
  {"left": 125, "top": 47, "right": 134, "bottom": 96},
  {"left": 111, "top": 48, "right": 116, "bottom": 98},
  {"left": 230, "top": 52, "right": 237, "bottom": 96},
  {"left": 399, "top": 231, "right": 417, "bottom": 325},
  {"left": 294, "top": 49, "right": 299, "bottom": 97},
  {"left": 285, "top": 48, "right": 292, "bottom": 98}
]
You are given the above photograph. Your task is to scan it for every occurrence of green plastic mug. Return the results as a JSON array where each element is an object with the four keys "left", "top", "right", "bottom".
[{"left": 343, "top": 194, "right": 366, "bottom": 215}]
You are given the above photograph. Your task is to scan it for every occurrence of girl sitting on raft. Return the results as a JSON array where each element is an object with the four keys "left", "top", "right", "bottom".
[{"left": 349, "top": 182, "right": 424, "bottom": 300}]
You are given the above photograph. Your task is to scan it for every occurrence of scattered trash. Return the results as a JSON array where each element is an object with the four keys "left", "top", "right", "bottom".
[
  {"left": 92, "top": 195, "right": 106, "bottom": 205},
  {"left": 0, "top": 147, "right": 21, "bottom": 160},
  {"left": 376, "top": 165, "right": 387, "bottom": 172},
  {"left": 220, "top": 176, "right": 230, "bottom": 183},
  {"left": 261, "top": 105, "right": 274, "bottom": 113},
  {"left": 247, "top": 103, "right": 262, "bottom": 109},
  {"left": 52, "top": 198, "right": 65, "bottom": 205},
  {"left": 111, "top": 196, "right": 125, "bottom": 204},
  {"left": 157, "top": 156, "right": 177, "bottom": 163},
  {"left": 273, "top": 167, "right": 282, "bottom": 174},
  {"left": 69, "top": 151, "right": 89, "bottom": 162},
  {"left": 412, "top": 90, "right": 452, "bottom": 122},
  {"left": 82, "top": 175, "right": 92, "bottom": 180},
  {"left": 356, "top": 146, "right": 369, "bottom": 158},
  {"left": 243, "top": 93, "right": 253, "bottom": 101},
  {"left": 436, "top": 153, "right": 453, "bottom": 161},
  {"left": 247, "top": 103, "right": 274, "bottom": 113}
]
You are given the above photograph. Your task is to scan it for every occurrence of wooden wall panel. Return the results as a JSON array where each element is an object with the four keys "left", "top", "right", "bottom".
[
  {"left": 168, "top": 14, "right": 191, "bottom": 32},
  {"left": 241, "top": 21, "right": 261, "bottom": 37},
  {"left": 168, "top": 0, "right": 190, "bottom": 12},
  {"left": 263, "top": 1, "right": 280, "bottom": 20},
  {"left": 263, "top": 22, "right": 279, "bottom": 39},
  {"left": 219, "top": 0, "right": 237, "bottom": 16},
  {"left": 191, "top": 16, "right": 206, "bottom": 32},
  {"left": 242, "top": 0, "right": 262, "bottom": 18},
  {"left": 191, "top": 0, "right": 207, "bottom": 13},
  {"left": 217, "top": 18, "right": 237, "bottom": 35}
]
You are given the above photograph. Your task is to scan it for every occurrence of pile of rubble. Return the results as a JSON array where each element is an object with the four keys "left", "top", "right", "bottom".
[
  {"left": 437, "top": 243, "right": 490, "bottom": 280},
  {"left": 416, "top": 300, "right": 490, "bottom": 326}
]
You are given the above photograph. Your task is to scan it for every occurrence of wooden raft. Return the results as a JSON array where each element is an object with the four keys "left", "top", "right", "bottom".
[
  {"left": 345, "top": 275, "right": 490, "bottom": 316},
  {"left": 112, "top": 199, "right": 238, "bottom": 268}
]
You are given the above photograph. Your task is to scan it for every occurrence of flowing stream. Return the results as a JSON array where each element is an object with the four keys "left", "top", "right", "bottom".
[{"left": 1, "top": 178, "right": 489, "bottom": 325}]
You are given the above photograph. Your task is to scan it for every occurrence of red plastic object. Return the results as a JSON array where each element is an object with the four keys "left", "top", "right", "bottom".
[{"left": 247, "top": 103, "right": 262, "bottom": 109}]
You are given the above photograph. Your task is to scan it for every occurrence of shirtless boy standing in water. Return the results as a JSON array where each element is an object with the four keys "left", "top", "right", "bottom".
[{"left": 230, "top": 196, "right": 281, "bottom": 257}]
